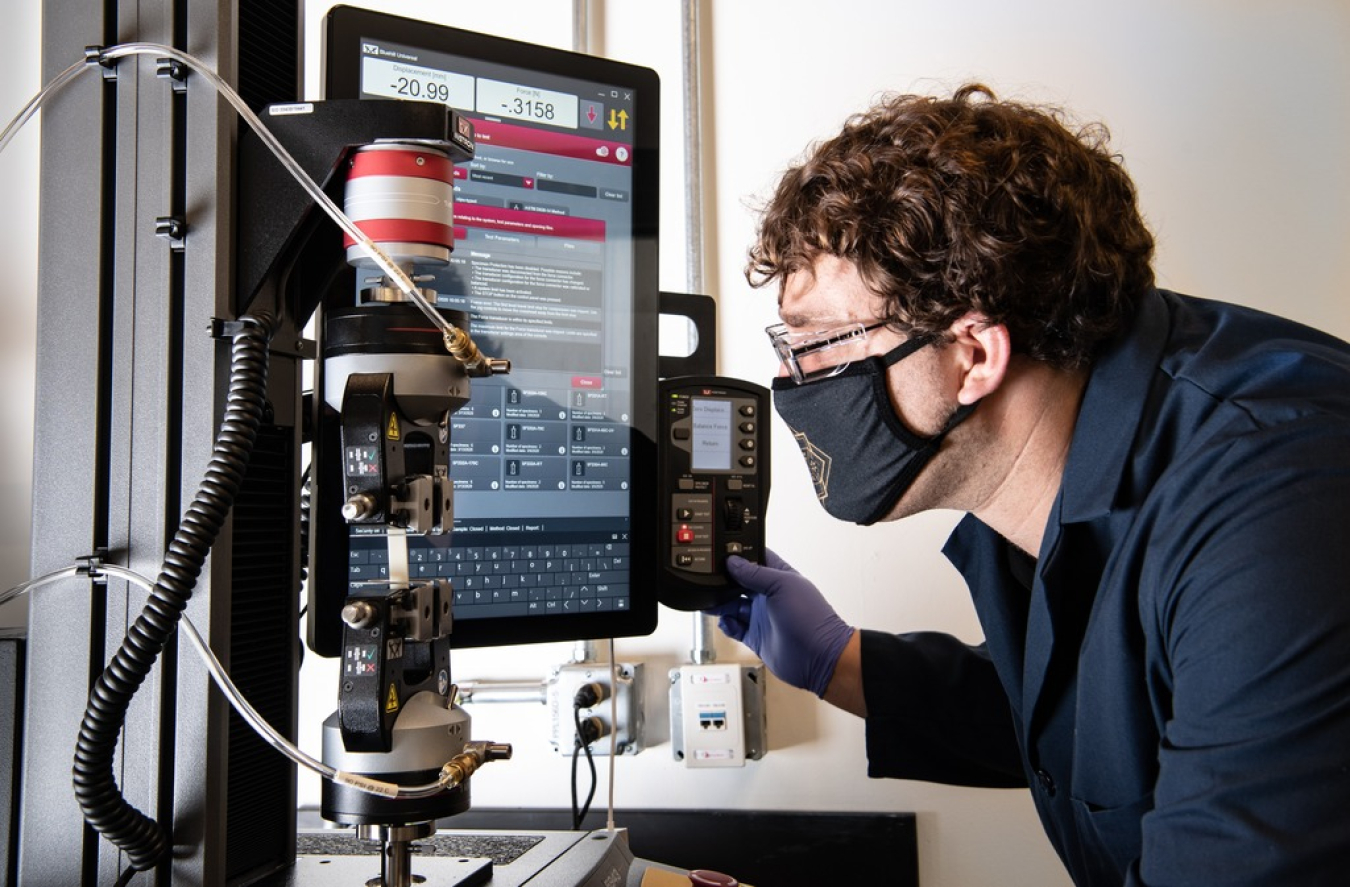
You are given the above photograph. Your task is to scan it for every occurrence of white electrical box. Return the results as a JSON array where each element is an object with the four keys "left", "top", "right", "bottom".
[
  {"left": 547, "top": 661, "right": 644, "bottom": 755},
  {"left": 669, "top": 663, "right": 766, "bottom": 768}
]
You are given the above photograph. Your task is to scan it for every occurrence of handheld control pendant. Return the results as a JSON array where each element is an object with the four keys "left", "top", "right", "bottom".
[{"left": 657, "top": 377, "right": 770, "bottom": 610}]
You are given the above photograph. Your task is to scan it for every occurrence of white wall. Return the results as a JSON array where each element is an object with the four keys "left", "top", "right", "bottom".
[
  {"left": 687, "top": 5, "right": 1349, "bottom": 885},
  {"left": 0, "top": 1, "right": 40, "bottom": 624},
  {"left": 5, "top": 2, "right": 1349, "bottom": 886}
]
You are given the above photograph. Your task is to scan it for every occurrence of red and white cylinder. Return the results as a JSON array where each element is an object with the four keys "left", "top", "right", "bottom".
[{"left": 343, "top": 142, "right": 457, "bottom": 269}]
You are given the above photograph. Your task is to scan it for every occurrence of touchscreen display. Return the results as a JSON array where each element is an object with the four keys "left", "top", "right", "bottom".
[{"left": 323, "top": 6, "right": 659, "bottom": 647}]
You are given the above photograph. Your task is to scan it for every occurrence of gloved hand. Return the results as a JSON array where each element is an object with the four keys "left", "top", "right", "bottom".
[{"left": 706, "top": 550, "right": 854, "bottom": 697}]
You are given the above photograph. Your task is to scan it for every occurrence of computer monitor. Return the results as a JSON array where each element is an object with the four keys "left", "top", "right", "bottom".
[{"left": 318, "top": 5, "right": 661, "bottom": 648}]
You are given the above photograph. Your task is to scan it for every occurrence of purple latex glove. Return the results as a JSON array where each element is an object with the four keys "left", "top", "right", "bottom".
[{"left": 706, "top": 550, "right": 854, "bottom": 697}]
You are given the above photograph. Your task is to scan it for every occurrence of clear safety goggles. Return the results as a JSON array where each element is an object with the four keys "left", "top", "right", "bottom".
[{"left": 766, "top": 319, "right": 892, "bottom": 385}]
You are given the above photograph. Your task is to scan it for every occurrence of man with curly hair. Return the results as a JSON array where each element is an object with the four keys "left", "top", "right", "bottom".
[{"left": 710, "top": 84, "right": 1350, "bottom": 886}]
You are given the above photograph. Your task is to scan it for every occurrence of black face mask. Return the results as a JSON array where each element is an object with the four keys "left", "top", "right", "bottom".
[{"left": 772, "top": 336, "right": 977, "bottom": 525}]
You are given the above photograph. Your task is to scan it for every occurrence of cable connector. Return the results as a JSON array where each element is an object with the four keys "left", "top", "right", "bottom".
[
  {"left": 155, "top": 58, "right": 189, "bottom": 93},
  {"left": 573, "top": 681, "right": 608, "bottom": 709},
  {"left": 155, "top": 216, "right": 187, "bottom": 251},
  {"left": 83, "top": 46, "right": 118, "bottom": 81},
  {"left": 442, "top": 325, "right": 511, "bottom": 377},
  {"left": 208, "top": 314, "right": 275, "bottom": 340},
  {"left": 575, "top": 715, "right": 607, "bottom": 748},
  {"left": 75, "top": 548, "right": 111, "bottom": 580},
  {"left": 437, "top": 740, "right": 513, "bottom": 791}
]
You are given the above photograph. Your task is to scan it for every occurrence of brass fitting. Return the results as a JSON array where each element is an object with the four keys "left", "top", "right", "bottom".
[
  {"left": 438, "top": 740, "right": 513, "bottom": 790},
  {"left": 442, "top": 327, "right": 511, "bottom": 377}
]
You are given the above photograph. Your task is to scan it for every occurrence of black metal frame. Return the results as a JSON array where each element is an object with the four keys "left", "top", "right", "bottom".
[{"left": 21, "top": 1, "right": 302, "bottom": 883}]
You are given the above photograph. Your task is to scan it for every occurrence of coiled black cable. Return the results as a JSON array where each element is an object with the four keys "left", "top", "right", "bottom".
[{"left": 72, "top": 313, "right": 274, "bottom": 874}]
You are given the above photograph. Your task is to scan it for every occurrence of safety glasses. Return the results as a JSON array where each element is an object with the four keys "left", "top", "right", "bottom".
[{"left": 766, "top": 319, "right": 892, "bottom": 384}]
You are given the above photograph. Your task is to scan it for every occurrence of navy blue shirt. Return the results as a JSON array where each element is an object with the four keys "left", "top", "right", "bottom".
[{"left": 860, "top": 289, "right": 1350, "bottom": 886}]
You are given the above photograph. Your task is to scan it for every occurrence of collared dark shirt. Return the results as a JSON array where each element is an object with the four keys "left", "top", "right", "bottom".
[{"left": 860, "top": 289, "right": 1350, "bottom": 886}]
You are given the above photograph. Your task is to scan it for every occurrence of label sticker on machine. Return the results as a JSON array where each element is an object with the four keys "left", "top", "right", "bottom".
[
  {"left": 345, "top": 446, "right": 380, "bottom": 477},
  {"left": 344, "top": 644, "right": 379, "bottom": 676}
]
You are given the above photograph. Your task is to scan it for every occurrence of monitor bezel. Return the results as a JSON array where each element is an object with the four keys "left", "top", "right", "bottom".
[{"left": 320, "top": 5, "right": 661, "bottom": 648}]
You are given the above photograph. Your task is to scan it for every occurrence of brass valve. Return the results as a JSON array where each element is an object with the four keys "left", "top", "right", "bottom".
[
  {"left": 443, "top": 326, "right": 511, "bottom": 376},
  {"left": 437, "top": 740, "right": 513, "bottom": 790}
]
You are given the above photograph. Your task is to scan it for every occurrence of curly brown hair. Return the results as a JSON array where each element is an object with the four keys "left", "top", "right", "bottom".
[{"left": 747, "top": 84, "right": 1155, "bottom": 370}]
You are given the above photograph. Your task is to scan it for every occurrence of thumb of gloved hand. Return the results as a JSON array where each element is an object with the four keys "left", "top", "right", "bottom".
[{"left": 714, "top": 553, "right": 854, "bottom": 697}]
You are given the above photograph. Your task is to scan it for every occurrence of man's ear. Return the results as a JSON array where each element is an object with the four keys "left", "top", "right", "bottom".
[{"left": 947, "top": 313, "right": 1010, "bottom": 405}]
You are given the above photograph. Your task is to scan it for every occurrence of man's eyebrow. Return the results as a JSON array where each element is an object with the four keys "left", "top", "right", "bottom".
[
  {"left": 778, "top": 310, "right": 853, "bottom": 329},
  {"left": 778, "top": 310, "right": 815, "bottom": 328}
]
